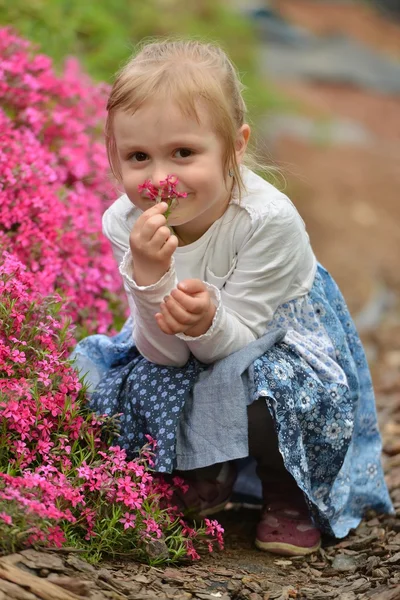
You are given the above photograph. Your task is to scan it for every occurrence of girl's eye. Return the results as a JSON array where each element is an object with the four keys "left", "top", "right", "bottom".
[
  {"left": 174, "top": 148, "right": 193, "bottom": 158},
  {"left": 129, "top": 152, "right": 148, "bottom": 162}
]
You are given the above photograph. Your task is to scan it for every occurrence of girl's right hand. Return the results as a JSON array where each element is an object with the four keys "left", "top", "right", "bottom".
[{"left": 129, "top": 202, "right": 178, "bottom": 287}]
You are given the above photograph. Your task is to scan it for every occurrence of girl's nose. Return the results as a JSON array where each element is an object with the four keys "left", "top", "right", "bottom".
[{"left": 150, "top": 165, "right": 170, "bottom": 186}]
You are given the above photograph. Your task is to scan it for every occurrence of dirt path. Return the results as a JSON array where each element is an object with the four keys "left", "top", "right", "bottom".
[
  {"left": 270, "top": 83, "right": 400, "bottom": 316},
  {"left": 268, "top": 1, "right": 400, "bottom": 315},
  {"left": 1, "top": 478, "right": 399, "bottom": 599},
  {"left": 275, "top": 0, "right": 400, "bottom": 58}
]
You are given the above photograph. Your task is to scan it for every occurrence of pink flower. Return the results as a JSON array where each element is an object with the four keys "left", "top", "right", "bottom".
[
  {"left": 46, "top": 525, "right": 66, "bottom": 548},
  {"left": 142, "top": 517, "right": 162, "bottom": 538},
  {"left": 144, "top": 434, "right": 157, "bottom": 448},
  {"left": 10, "top": 349, "right": 26, "bottom": 363},
  {"left": 119, "top": 512, "right": 136, "bottom": 530},
  {"left": 185, "top": 541, "right": 201, "bottom": 561},
  {"left": 0, "top": 512, "right": 12, "bottom": 525},
  {"left": 77, "top": 463, "right": 92, "bottom": 480},
  {"left": 172, "top": 476, "right": 189, "bottom": 494},
  {"left": 204, "top": 518, "right": 224, "bottom": 550}
]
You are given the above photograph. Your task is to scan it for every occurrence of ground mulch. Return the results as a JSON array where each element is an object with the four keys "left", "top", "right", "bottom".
[
  {"left": 0, "top": 490, "right": 399, "bottom": 599},
  {"left": 1, "top": 298, "right": 400, "bottom": 599}
]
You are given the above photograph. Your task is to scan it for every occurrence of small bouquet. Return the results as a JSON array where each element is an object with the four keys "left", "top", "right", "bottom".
[{"left": 138, "top": 175, "right": 187, "bottom": 221}]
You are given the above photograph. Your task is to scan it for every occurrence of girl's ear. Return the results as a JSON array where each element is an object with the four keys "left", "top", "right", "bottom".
[{"left": 235, "top": 124, "right": 251, "bottom": 163}]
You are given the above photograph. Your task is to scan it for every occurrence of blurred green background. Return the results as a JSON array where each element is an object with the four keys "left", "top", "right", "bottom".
[{"left": 0, "top": 0, "right": 283, "bottom": 119}]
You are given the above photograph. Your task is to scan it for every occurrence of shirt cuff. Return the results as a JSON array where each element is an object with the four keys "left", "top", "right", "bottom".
[
  {"left": 176, "top": 283, "right": 223, "bottom": 342},
  {"left": 119, "top": 249, "right": 176, "bottom": 292}
]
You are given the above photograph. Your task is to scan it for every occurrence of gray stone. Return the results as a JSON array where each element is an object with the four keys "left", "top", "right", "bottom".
[
  {"left": 260, "top": 36, "right": 400, "bottom": 94},
  {"left": 260, "top": 114, "right": 373, "bottom": 147},
  {"left": 332, "top": 554, "right": 359, "bottom": 573}
]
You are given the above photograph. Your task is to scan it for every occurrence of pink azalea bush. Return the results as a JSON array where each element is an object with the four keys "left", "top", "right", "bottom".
[
  {"left": 0, "top": 29, "right": 224, "bottom": 562},
  {"left": 0, "top": 251, "right": 223, "bottom": 563},
  {"left": 0, "top": 26, "right": 124, "bottom": 337}
]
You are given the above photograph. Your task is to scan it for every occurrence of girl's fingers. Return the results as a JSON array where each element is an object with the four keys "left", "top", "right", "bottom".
[
  {"left": 159, "top": 296, "right": 196, "bottom": 327},
  {"left": 156, "top": 305, "right": 186, "bottom": 334},
  {"left": 155, "top": 313, "right": 175, "bottom": 335},
  {"left": 134, "top": 203, "right": 168, "bottom": 240},
  {"left": 177, "top": 278, "right": 206, "bottom": 295},
  {"left": 151, "top": 225, "right": 173, "bottom": 249},
  {"left": 140, "top": 214, "right": 168, "bottom": 241},
  {"left": 158, "top": 234, "right": 179, "bottom": 259},
  {"left": 139, "top": 201, "right": 169, "bottom": 222},
  {"left": 156, "top": 305, "right": 181, "bottom": 334},
  {"left": 170, "top": 287, "right": 206, "bottom": 314}
]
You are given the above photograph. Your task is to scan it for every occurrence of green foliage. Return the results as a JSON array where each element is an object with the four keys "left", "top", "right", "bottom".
[{"left": 0, "top": 0, "right": 282, "bottom": 117}]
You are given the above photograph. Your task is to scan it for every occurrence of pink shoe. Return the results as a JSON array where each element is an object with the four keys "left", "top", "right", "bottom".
[
  {"left": 255, "top": 498, "right": 321, "bottom": 556},
  {"left": 167, "top": 463, "right": 237, "bottom": 517}
]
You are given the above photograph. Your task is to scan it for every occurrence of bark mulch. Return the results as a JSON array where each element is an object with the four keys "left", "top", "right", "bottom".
[
  {"left": 1, "top": 333, "right": 399, "bottom": 597},
  {"left": 0, "top": 497, "right": 399, "bottom": 600}
]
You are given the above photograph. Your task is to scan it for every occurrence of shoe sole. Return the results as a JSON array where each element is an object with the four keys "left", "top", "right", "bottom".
[{"left": 255, "top": 538, "right": 321, "bottom": 556}]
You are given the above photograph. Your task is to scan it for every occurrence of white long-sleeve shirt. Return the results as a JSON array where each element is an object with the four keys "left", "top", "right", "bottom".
[{"left": 102, "top": 168, "right": 317, "bottom": 367}]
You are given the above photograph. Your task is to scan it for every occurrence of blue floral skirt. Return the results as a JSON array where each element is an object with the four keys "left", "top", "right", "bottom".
[{"left": 72, "top": 265, "right": 393, "bottom": 538}]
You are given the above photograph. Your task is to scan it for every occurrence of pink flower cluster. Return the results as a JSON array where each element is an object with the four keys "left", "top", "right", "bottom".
[
  {"left": 138, "top": 175, "right": 187, "bottom": 220},
  {"left": 0, "top": 27, "right": 124, "bottom": 337},
  {"left": 138, "top": 175, "right": 187, "bottom": 202},
  {"left": 0, "top": 252, "right": 224, "bottom": 560},
  {"left": 1, "top": 253, "right": 83, "bottom": 468}
]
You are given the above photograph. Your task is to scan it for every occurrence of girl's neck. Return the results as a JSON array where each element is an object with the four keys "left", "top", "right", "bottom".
[
  {"left": 173, "top": 228, "right": 198, "bottom": 247},
  {"left": 173, "top": 220, "right": 213, "bottom": 246},
  {"left": 173, "top": 186, "right": 233, "bottom": 246}
]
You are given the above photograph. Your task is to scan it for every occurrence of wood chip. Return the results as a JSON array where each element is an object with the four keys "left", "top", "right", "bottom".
[
  {"left": 46, "top": 575, "right": 91, "bottom": 597},
  {"left": 18, "top": 550, "right": 66, "bottom": 572},
  {"left": 130, "top": 574, "right": 151, "bottom": 584},
  {"left": 363, "top": 555, "right": 381, "bottom": 574},
  {"left": 365, "top": 586, "right": 400, "bottom": 599},
  {"left": 274, "top": 560, "right": 292, "bottom": 567},
  {"left": 335, "top": 532, "right": 381, "bottom": 551},
  {"left": 0, "top": 559, "right": 81, "bottom": 600},
  {"left": 1, "top": 554, "right": 28, "bottom": 566},
  {"left": 65, "top": 556, "right": 96, "bottom": 574},
  {"left": 0, "top": 577, "right": 39, "bottom": 600},
  {"left": 269, "top": 587, "right": 298, "bottom": 600},
  {"left": 208, "top": 568, "right": 234, "bottom": 577},
  {"left": 343, "top": 577, "right": 371, "bottom": 593},
  {"left": 242, "top": 576, "right": 262, "bottom": 593},
  {"left": 384, "top": 551, "right": 400, "bottom": 564},
  {"left": 162, "top": 568, "right": 188, "bottom": 583}
]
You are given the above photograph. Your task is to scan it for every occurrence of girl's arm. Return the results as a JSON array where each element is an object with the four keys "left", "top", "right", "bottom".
[
  {"left": 175, "top": 200, "right": 316, "bottom": 364},
  {"left": 120, "top": 251, "right": 191, "bottom": 366},
  {"left": 103, "top": 200, "right": 190, "bottom": 367}
]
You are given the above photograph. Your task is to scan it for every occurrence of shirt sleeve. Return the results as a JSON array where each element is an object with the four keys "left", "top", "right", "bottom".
[
  {"left": 102, "top": 203, "right": 191, "bottom": 367},
  {"left": 177, "top": 198, "right": 315, "bottom": 364}
]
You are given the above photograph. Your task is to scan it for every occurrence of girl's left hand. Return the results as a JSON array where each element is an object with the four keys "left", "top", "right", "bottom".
[{"left": 155, "top": 279, "right": 216, "bottom": 337}]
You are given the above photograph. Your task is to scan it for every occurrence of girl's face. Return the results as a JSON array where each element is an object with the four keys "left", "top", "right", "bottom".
[{"left": 113, "top": 98, "right": 249, "bottom": 244}]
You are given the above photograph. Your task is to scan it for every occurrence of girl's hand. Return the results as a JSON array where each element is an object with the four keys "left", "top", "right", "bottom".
[
  {"left": 129, "top": 202, "right": 178, "bottom": 286},
  {"left": 155, "top": 279, "right": 216, "bottom": 337}
]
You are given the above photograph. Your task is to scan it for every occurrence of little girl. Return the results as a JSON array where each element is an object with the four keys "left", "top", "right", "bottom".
[{"left": 73, "top": 39, "right": 393, "bottom": 556}]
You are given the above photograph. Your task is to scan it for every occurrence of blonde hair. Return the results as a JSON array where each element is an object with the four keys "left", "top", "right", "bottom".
[{"left": 105, "top": 39, "right": 250, "bottom": 197}]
